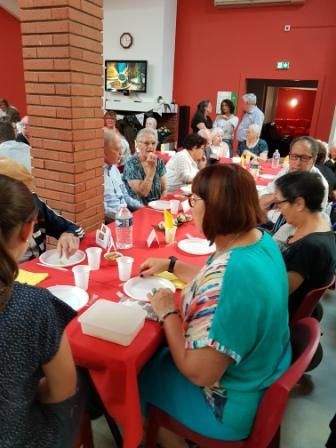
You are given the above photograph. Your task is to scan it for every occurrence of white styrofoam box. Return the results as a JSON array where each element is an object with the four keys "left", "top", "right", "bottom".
[{"left": 78, "top": 299, "right": 146, "bottom": 346}]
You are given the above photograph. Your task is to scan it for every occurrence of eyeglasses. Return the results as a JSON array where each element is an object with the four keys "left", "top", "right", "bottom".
[
  {"left": 289, "top": 153, "right": 313, "bottom": 162},
  {"left": 188, "top": 195, "right": 203, "bottom": 208},
  {"left": 273, "top": 199, "right": 289, "bottom": 208},
  {"left": 139, "top": 141, "right": 157, "bottom": 146}
]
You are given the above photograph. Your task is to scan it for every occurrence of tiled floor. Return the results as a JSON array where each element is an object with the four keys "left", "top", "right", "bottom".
[{"left": 92, "top": 290, "right": 336, "bottom": 448}]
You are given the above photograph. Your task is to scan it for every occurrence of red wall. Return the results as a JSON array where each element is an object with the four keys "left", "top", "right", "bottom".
[
  {"left": 173, "top": 0, "right": 336, "bottom": 141},
  {"left": 0, "top": 7, "right": 26, "bottom": 116},
  {"left": 275, "top": 88, "right": 316, "bottom": 120}
]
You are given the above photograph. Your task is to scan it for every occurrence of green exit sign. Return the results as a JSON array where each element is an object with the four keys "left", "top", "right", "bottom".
[{"left": 276, "top": 61, "right": 290, "bottom": 70}]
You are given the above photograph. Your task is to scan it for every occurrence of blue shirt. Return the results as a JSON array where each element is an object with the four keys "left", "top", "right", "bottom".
[
  {"left": 236, "top": 106, "right": 265, "bottom": 142},
  {"left": 0, "top": 140, "right": 31, "bottom": 171},
  {"left": 104, "top": 164, "right": 143, "bottom": 217},
  {"left": 237, "top": 138, "right": 268, "bottom": 156}
]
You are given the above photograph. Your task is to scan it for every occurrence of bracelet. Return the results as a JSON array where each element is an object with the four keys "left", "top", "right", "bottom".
[
  {"left": 167, "top": 256, "right": 177, "bottom": 274},
  {"left": 159, "top": 309, "right": 179, "bottom": 324}
]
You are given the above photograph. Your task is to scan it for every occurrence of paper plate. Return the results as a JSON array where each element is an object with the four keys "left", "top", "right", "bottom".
[
  {"left": 124, "top": 276, "right": 176, "bottom": 302},
  {"left": 39, "top": 249, "right": 86, "bottom": 268},
  {"left": 178, "top": 238, "right": 216, "bottom": 255},
  {"left": 259, "top": 173, "right": 276, "bottom": 180},
  {"left": 180, "top": 185, "right": 192, "bottom": 196},
  {"left": 48, "top": 285, "right": 89, "bottom": 310},
  {"left": 148, "top": 200, "right": 171, "bottom": 211}
]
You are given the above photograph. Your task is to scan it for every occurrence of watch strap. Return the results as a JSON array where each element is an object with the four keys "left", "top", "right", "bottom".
[{"left": 168, "top": 256, "right": 177, "bottom": 273}]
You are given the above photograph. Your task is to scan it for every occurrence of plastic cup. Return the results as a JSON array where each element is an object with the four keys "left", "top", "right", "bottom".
[
  {"left": 116, "top": 256, "right": 134, "bottom": 282},
  {"left": 72, "top": 265, "right": 91, "bottom": 291},
  {"left": 85, "top": 247, "right": 102, "bottom": 271},
  {"left": 165, "top": 226, "right": 177, "bottom": 244},
  {"left": 232, "top": 156, "right": 241, "bottom": 164},
  {"left": 170, "top": 199, "right": 180, "bottom": 215}
]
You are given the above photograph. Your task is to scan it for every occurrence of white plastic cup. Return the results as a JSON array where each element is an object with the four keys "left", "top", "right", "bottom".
[
  {"left": 165, "top": 226, "right": 177, "bottom": 244},
  {"left": 170, "top": 199, "right": 180, "bottom": 215},
  {"left": 85, "top": 247, "right": 102, "bottom": 271},
  {"left": 232, "top": 156, "right": 241, "bottom": 164},
  {"left": 116, "top": 256, "right": 134, "bottom": 282},
  {"left": 72, "top": 265, "right": 91, "bottom": 291}
]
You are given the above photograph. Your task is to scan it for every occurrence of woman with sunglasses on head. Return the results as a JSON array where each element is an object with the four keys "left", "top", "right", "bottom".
[
  {"left": 139, "top": 164, "right": 291, "bottom": 448},
  {"left": 122, "top": 128, "right": 167, "bottom": 204},
  {"left": 0, "top": 175, "right": 85, "bottom": 448},
  {"left": 273, "top": 171, "right": 336, "bottom": 320}
]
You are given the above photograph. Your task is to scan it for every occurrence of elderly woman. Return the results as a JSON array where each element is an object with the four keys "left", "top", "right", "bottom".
[
  {"left": 145, "top": 117, "right": 158, "bottom": 130},
  {"left": 139, "top": 164, "right": 291, "bottom": 447},
  {"left": 122, "top": 128, "right": 167, "bottom": 204},
  {"left": 237, "top": 124, "right": 268, "bottom": 157},
  {"left": 166, "top": 133, "right": 206, "bottom": 192},
  {"left": 273, "top": 171, "right": 336, "bottom": 319},
  {"left": 208, "top": 127, "right": 230, "bottom": 162},
  {"left": 191, "top": 100, "right": 213, "bottom": 133},
  {"left": 213, "top": 99, "right": 238, "bottom": 156}
]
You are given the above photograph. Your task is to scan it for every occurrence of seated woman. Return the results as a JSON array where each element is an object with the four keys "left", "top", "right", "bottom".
[
  {"left": 208, "top": 127, "right": 230, "bottom": 162},
  {"left": 213, "top": 99, "right": 238, "bottom": 157},
  {"left": 139, "top": 164, "right": 291, "bottom": 447},
  {"left": 190, "top": 100, "right": 213, "bottom": 133},
  {"left": 237, "top": 124, "right": 268, "bottom": 157},
  {"left": 122, "top": 128, "right": 167, "bottom": 205},
  {"left": 166, "top": 133, "right": 206, "bottom": 192},
  {"left": 0, "top": 174, "right": 83, "bottom": 447},
  {"left": 273, "top": 171, "right": 336, "bottom": 320}
]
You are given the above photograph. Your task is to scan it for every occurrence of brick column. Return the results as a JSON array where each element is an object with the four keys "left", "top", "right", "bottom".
[{"left": 19, "top": 0, "right": 104, "bottom": 232}]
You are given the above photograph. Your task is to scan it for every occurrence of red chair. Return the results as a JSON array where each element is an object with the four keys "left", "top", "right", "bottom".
[
  {"left": 74, "top": 413, "right": 94, "bottom": 448},
  {"left": 144, "top": 318, "right": 320, "bottom": 448},
  {"left": 291, "top": 276, "right": 335, "bottom": 326}
]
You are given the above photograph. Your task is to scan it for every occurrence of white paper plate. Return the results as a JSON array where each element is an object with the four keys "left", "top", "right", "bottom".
[
  {"left": 148, "top": 200, "right": 171, "bottom": 211},
  {"left": 180, "top": 185, "right": 192, "bottom": 195},
  {"left": 178, "top": 238, "right": 216, "bottom": 255},
  {"left": 259, "top": 173, "right": 276, "bottom": 180},
  {"left": 124, "top": 276, "right": 176, "bottom": 302},
  {"left": 39, "top": 249, "right": 86, "bottom": 267},
  {"left": 48, "top": 285, "right": 89, "bottom": 310}
]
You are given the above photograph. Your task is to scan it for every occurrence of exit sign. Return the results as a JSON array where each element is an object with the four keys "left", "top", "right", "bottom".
[{"left": 276, "top": 61, "right": 290, "bottom": 70}]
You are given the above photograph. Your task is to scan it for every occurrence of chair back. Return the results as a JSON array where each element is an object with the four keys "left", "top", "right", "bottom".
[
  {"left": 291, "top": 276, "right": 335, "bottom": 326},
  {"left": 246, "top": 318, "right": 320, "bottom": 447}
]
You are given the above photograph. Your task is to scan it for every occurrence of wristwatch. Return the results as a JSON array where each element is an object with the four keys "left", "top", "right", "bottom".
[
  {"left": 159, "top": 308, "right": 179, "bottom": 324},
  {"left": 168, "top": 256, "right": 177, "bottom": 273}
]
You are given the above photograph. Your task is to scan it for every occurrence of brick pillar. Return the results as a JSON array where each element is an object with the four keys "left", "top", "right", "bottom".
[{"left": 19, "top": 0, "right": 104, "bottom": 232}]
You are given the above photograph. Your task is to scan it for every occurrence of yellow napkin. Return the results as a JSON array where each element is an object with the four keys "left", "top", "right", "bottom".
[
  {"left": 16, "top": 269, "right": 48, "bottom": 286},
  {"left": 164, "top": 209, "right": 175, "bottom": 230},
  {"left": 156, "top": 271, "right": 187, "bottom": 290}
]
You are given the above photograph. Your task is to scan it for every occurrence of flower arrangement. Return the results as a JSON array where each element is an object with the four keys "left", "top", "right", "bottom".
[{"left": 157, "top": 126, "right": 172, "bottom": 144}]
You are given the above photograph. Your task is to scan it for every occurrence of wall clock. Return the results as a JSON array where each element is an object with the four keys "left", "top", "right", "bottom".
[{"left": 120, "top": 32, "right": 133, "bottom": 49}]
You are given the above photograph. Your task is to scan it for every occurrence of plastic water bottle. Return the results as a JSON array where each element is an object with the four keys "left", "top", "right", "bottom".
[
  {"left": 115, "top": 206, "right": 133, "bottom": 249},
  {"left": 272, "top": 149, "right": 281, "bottom": 169}
]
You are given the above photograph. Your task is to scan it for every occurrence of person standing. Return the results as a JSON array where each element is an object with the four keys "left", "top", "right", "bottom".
[
  {"left": 213, "top": 99, "right": 238, "bottom": 157},
  {"left": 191, "top": 100, "right": 213, "bottom": 133},
  {"left": 236, "top": 93, "right": 264, "bottom": 154},
  {"left": 0, "top": 98, "right": 20, "bottom": 123}
]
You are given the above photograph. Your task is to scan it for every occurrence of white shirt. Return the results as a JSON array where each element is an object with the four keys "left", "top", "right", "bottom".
[
  {"left": 166, "top": 149, "right": 199, "bottom": 192},
  {"left": 213, "top": 115, "right": 239, "bottom": 140},
  {"left": 0, "top": 140, "right": 32, "bottom": 172}
]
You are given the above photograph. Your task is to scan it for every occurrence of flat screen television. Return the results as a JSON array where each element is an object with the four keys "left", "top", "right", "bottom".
[{"left": 105, "top": 60, "right": 147, "bottom": 93}]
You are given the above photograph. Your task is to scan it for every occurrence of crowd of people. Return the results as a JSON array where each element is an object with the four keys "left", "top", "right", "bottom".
[{"left": 1, "top": 94, "right": 336, "bottom": 447}]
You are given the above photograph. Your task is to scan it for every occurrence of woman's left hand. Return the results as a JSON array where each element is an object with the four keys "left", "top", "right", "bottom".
[{"left": 147, "top": 288, "right": 176, "bottom": 316}]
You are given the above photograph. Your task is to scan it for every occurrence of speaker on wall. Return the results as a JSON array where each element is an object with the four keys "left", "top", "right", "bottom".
[{"left": 177, "top": 105, "right": 190, "bottom": 148}]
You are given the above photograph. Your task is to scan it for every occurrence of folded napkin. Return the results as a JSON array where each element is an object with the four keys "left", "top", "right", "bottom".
[
  {"left": 16, "top": 269, "right": 48, "bottom": 286},
  {"left": 156, "top": 271, "right": 186, "bottom": 290}
]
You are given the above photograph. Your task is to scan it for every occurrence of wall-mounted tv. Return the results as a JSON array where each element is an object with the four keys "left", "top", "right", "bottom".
[{"left": 105, "top": 60, "right": 147, "bottom": 93}]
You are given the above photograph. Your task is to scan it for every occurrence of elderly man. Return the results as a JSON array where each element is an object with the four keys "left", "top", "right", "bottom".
[
  {"left": 0, "top": 120, "right": 31, "bottom": 171},
  {"left": 16, "top": 115, "right": 30, "bottom": 146},
  {"left": 325, "top": 141, "right": 336, "bottom": 173},
  {"left": 0, "top": 157, "right": 84, "bottom": 260},
  {"left": 260, "top": 136, "right": 329, "bottom": 229},
  {"left": 236, "top": 93, "right": 264, "bottom": 153}
]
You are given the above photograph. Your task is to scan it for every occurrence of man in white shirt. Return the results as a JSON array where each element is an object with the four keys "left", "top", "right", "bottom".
[
  {"left": 166, "top": 134, "right": 207, "bottom": 192},
  {"left": 0, "top": 121, "right": 31, "bottom": 171}
]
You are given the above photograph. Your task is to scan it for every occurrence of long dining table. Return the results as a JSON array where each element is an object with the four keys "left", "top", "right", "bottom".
[{"left": 20, "top": 160, "right": 281, "bottom": 448}]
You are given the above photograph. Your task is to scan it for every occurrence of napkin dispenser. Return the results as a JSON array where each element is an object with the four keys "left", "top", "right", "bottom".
[{"left": 78, "top": 299, "right": 146, "bottom": 346}]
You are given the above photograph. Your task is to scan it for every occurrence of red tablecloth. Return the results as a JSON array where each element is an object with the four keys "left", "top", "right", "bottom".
[{"left": 22, "top": 207, "right": 207, "bottom": 448}]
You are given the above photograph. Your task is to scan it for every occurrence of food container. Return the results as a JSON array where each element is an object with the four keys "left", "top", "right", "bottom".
[{"left": 78, "top": 299, "right": 146, "bottom": 346}]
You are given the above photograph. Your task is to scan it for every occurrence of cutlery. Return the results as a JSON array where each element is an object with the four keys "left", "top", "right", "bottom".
[{"left": 36, "top": 263, "right": 68, "bottom": 272}]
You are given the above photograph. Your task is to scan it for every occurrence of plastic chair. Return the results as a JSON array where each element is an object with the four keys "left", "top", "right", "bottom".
[
  {"left": 290, "top": 276, "right": 335, "bottom": 326},
  {"left": 144, "top": 318, "right": 320, "bottom": 448},
  {"left": 74, "top": 413, "right": 94, "bottom": 448}
]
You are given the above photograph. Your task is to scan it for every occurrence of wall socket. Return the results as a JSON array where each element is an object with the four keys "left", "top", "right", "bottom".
[{"left": 284, "top": 25, "right": 291, "bottom": 32}]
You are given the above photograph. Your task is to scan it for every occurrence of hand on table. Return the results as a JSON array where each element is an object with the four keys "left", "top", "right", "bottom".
[
  {"left": 57, "top": 232, "right": 80, "bottom": 259},
  {"left": 147, "top": 288, "right": 176, "bottom": 317},
  {"left": 139, "top": 257, "right": 169, "bottom": 277}
]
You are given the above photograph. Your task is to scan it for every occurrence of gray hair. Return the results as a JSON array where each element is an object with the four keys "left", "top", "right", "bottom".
[
  {"left": 136, "top": 128, "right": 158, "bottom": 144},
  {"left": 248, "top": 123, "right": 261, "bottom": 136},
  {"left": 145, "top": 117, "right": 157, "bottom": 129},
  {"left": 243, "top": 93, "right": 257, "bottom": 105},
  {"left": 211, "top": 127, "right": 224, "bottom": 138}
]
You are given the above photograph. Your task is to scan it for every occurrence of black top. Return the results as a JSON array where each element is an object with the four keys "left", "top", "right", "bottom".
[
  {"left": 279, "top": 231, "right": 336, "bottom": 319},
  {"left": 16, "top": 132, "right": 30, "bottom": 146},
  {"left": 0, "top": 283, "right": 75, "bottom": 447},
  {"left": 190, "top": 111, "right": 213, "bottom": 133},
  {"left": 316, "top": 164, "right": 336, "bottom": 200},
  {"left": 325, "top": 160, "right": 336, "bottom": 173}
]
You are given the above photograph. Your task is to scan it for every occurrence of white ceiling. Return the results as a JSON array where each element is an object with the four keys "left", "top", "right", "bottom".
[{"left": 0, "top": 0, "right": 20, "bottom": 19}]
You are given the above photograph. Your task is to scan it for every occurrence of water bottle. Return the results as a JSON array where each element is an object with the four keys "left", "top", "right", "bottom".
[
  {"left": 115, "top": 206, "right": 133, "bottom": 249},
  {"left": 272, "top": 149, "right": 280, "bottom": 169}
]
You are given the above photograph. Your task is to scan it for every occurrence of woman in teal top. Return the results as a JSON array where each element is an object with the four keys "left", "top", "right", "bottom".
[{"left": 139, "top": 164, "right": 291, "bottom": 447}]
